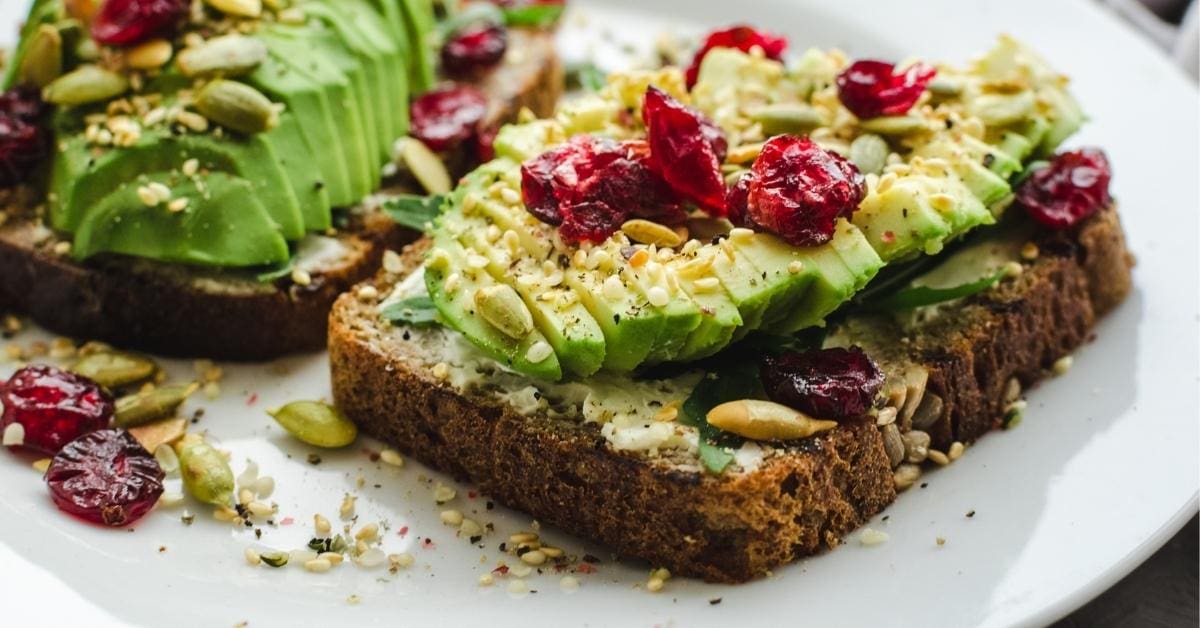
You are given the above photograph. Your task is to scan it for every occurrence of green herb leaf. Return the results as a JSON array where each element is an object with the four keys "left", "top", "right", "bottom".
[
  {"left": 255, "top": 260, "right": 294, "bottom": 283},
  {"left": 381, "top": 295, "right": 440, "bottom": 327},
  {"left": 679, "top": 367, "right": 762, "bottom": 475},
  {"left": 382, "top": 194, "right": 445, "bottom": 233},
  {"left": 566, "top": 61, "right": 606, "bottom": 92},
  {"left": 870, "top": 270, "right": 1006, "bottom": 311},
  {"left": 502, "top": 4, "right": 565, "bottom": 27}
]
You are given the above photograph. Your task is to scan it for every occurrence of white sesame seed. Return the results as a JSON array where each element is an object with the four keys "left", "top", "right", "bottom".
[
  {"left": 466, "top": 254, "right": 489, "bottom": 270},
  {"left": 137, "top": 185, "right": 160, "bottom": 207},
  {"left": 1053, "top": 355, "right": 1074, "bottom": 375},
  {"left": 560, "top": 576, "right": 580, "bottom": 591},
  {"left": 291, "top": 269, "right": 312, "bottom": 286},
  {"left": 355, "top": 522, "right": 380, "bottom": 541},
  {"left": 167, "top": 197, "right": 189, "bottom": 213},
  {"left": 647, "top": 286, "right": 669, "bottom": 307},
  {"left": 509, "top": 532, "right": 538, "bottom": 544},
  {"left": 646, "top": 577, "right": 665, "bottom": 593},
  {"left": 304, "top": 558, "right": 333, "bottom": 573},
  {"left": 431, "top": 362, "right": 450, "bottom": 380},
  {"left": 927, "top": 450, "right": 950, "bottom": 466},
  {"left": 289, "top": 549, "right": 317, "bottom": 564},
  {"left": 478, "top": 573, "right": 494, "bottom": 586},
  {"left": 500, "top": 188, "right": 521, "bottom": 205},
  {"left": 181, "top": 158, "right": 199, "bottom": 176},
  {"left": 339, "top": 494, "right": 357, "bottom": 520},
  {"left": 459, "top": 518, "right": 482, "bottom": 537},
  {"left": 602, "top": 275, "right": 624, "bottom": 301},
  {"left": 379, "top": 448, "right": 404, "bottom": 467},
  {"left": 2, "top": 422, "right": 25, "bottom": 446},
  {"left": 244, "top": 548, "right": 262, "bottom": 566},
  {"left": 520, "top": 550, "right": 547, "bottom": 566},
  {"left": 729, "top": 227, "right": 755, "bottom": 240},
  {"left": 693, "top": 277, "right": 720, "bottom": 292},
  {"left": 433, "top": 483, "right": 456, "bottom": 504},
  {"left": 860, "top": 528, "right": 890, "bottom": 546},
  {"left": 382, "top": 250, "right": 404, "bottom": 274},
  {"left": 318, "top": 552, "right": 344, "bottom": 565},
  {"left": 53, "top": 241, "right": 72, "bottom": 256},
  {"left": 356, "top": 285, "right": 379, "bottom": 302},
  {"left": 788, "top": 260, "right": 805, "bottom": 274},
  {"left": 948, "top": 441, "right": 965, "bottom": 461},
  {"left": 526, "top": 341, "right": 553, "bottom": 363},
  {"left": 389, "top": 552, "right": 415, "bottom": 568},
  {"left": 444, "top": 273, "right": 462, "bottom": 293},
  {"left": 1003, "top": 261, "right": 1024, "bottom": 278}
]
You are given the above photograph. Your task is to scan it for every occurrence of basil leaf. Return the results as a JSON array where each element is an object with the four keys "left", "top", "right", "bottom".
[
  {"left": 871, "top": 270, "right": 1005, "bottom": 311},
  {"left": 381, "top": 295, "right": 440, "bottom": 327},
  {"left": 502, "top": 4, "right": 565, "bottom": 27},
  {"left": 679, "top": 367, "right": 761, "bottom": 475},
  {"left": 382, "top": 194, "right": 445, "bottom": 233}
]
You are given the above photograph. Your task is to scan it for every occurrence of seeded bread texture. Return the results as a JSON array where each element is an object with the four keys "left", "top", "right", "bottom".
[
  {"left": 0, "top": 30, "right": 563, "bottom": 360},
  {"left": 330, "top": 206, "right": 1131, "bottom": 583}
]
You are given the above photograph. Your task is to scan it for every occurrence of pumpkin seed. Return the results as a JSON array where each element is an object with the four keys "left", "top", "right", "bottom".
[
  {"left": 395, "top": 137, "right": 451, "bottom": 194},
  {"left": 910, "top": 392, "right": 944, "bottom": 432},
  {"left": 473, "top": 285, "right": 534, "bottom": 340},
  {"left": 898, "top": 366, "right": 929, "bottom": 427},
  {"left": 968, "top": 91, "right": 1035, "bottom": 127},
  {"left": 128, "top": 417, "right": 187, "bottom": 453},
  {"left": 42, "top": 64, "right": 128, "bottom": 107},
  {"left": 848, "top": 133, "right": 889, "bottom": 175},
  {"left": 901, "top": 429, "right": 931, "bottom": 464},
  {"left": 859, "top": 115, "right": 927, "bottom": 136},
  {"left": 19, "top": 25, "right": 63, "bottom": 88},
  {"left": 125, "top": 38, "right": 173, "bottom": 70},
  {"left": 115, "top": 383, "right": 198, "bottom": 427},
  {"left": 70, "top": 351, "right": 156, "bottom": 388},
  {"left": 176, "top": 433, "right": 235, "bottom": 506},
  {"left": 268, "top": 401, "right": 358, "bottom": 448},
  {"left": 204, "top": 0, "right": 262, "bottom": 18},
  {"left": 621, "top": 219, "right": 685, "bottom": 248},
  {"left": 176, "top": 34, "right": 268, "bottom": 78},
  {"left": 194, "top": 79, "right": 278, "bottom": 135},
  {"left": 259, "top": 550, "right": 289, "bottom": 568},
  {"left": 154, "top": 443, "right": 181, "bottom": 476},
  {"left": 881, "top": 423, "right": 905, "bottom": 468},
  {"left": 749, "top": 103, "right": 824, "bottom": 135},
  {"left": 706, "top": 399, "right": 838, "bottom": 440}
]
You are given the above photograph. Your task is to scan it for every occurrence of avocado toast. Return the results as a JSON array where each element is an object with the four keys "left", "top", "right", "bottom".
[
  {"left": 0, "top": 0, "right": 563, "bottom": 359},
  {"left": 329, "top": 32, "right": 1133, "bottom": 582}
]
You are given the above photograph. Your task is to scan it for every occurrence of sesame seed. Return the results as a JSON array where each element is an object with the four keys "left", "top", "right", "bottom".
[
  {"left": 137, "top": 185, "right": 160, "bottom": 207},
  {"left": 729, "top": 227, "right": 755, "bottom": 240},
  {"left": 433, "top": 483, "right": 456, "bottom": 504},
  {"left": 1052, "top": 355, "right": 1073, "bottom": 375},
  {"left": 167, "top": 197, "right": 189, "bottom": 213},
  {"left": 382, "top": 250, "right": 404, "bottom": 274},
  {"left": 339, "top": 494, "right": 357, "bottom": 519},
  {"left": 478, "top": 573, "right": 494, "bottom": 586},
  {"left": 53, "top": 241, "right": 72, "bottom": 256},
  {"left": 788, "top": 260, "right": 805, "bottom": 274},
  {"left": 181, "top": 158, "right": 199, "bottom": 176},
  {"left": 693, "top": 277, "right": 720, "bottom": 292},
  {"left": 1021, "top": 242, "right": 1039, "bottom": 260},
  {"left": 355, "top": 285, "right": 379, "bottom": 302},
  {"left": 459, "top": 518, "right": 482, "bottom": 537},
  {"left": 304, "top": 558, "right": 332, "bottom": 573},
  {"left": 647, "top": 286, "right": 670, "bottom": 307},
  {"left": 519, "top": 550, "right": 547, "bottom": 566},
  {"left": 1003, "top": 261, "right": 1024, "bottom": 278},
  {"left": 509, "top": 532, "right": 538, "bottom": 544},
  {"left": 500, "top": 188, "right": 521, "bottom": 205},
  {"left": 860, "top": 528, "right": 890, "bottom": 546},
  {"left": 646, "top": 577, "right": 665, "bottom": 593},
  {"left": 157, "top": 491, "right": 184, "bottom": 507},
  {"left": 526, "top": 341, "right": 553, "bottom": 363},
  {"left": 431, "top": 362, "right": 450, "bottom": 380},
  {"left": 346, "top": 595, "right": 361, "bottom": 605},
  {"left": 560, "top": 576, "right": 580, "bottom": 591},
  {"left": 602, "top": 276, "right": 624, "bottom": 301},
  {"left": 379, "top": 448, "right": 404, "bottom": 467},
  {"left": 927, "top": 450, "right": 950, "bottom": 466},
  {"left": 509, "top": 564, "right": 532, "bottom": 578},
  {"left": 291, "top": 269, "right": 312, "bottom": 286},
  {"left": 444, "top": 273, "right": 462, "bottom": 293},
  {"left": 948, "top": 441, "right": 965, "bottom": 461},
  {"left": 540, "top": 546, "right": 564, "bottom": 558},
  {"left": 244, "top": 548, "right": 262, "bottom": 566},
  {"left": 318, "top": 552, "right": 344, "bottom": 565},
  {"left": 936, "top": 536, "right": 946, "bottom": 546},
  {"left": 440, "top": 509, "right": 464, "bottom": 526},
  {"left": 389, "top": 553, "right": 415, "bottom": 568},
  {"left": 2, "top": 422, "right": 25, "bottom": 446}
]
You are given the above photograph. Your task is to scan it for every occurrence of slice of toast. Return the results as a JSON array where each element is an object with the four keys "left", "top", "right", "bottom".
[
  {"left": 0, "top": 29, "right": 563, "bottom": 361},
  {"left": 328, "top": 205, "right": 1133, "bottom": 583}
]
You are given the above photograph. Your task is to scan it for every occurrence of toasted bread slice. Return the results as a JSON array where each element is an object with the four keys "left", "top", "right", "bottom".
[
  {"left": 329, "top": 205, "right": 1132, "bottom": 583},
  {"left": 0, "top": 29, "right": 563, "bottom": 361}
]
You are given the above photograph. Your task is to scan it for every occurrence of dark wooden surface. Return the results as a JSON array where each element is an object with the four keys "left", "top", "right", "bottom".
[{"left": 1055, "top": 514, "right": 1198, "bottom": 627}]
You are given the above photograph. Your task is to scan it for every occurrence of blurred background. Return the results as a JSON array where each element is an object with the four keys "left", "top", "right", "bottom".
[{"left": 1103, "top": 0, "right": 1198, "bottom": 78}]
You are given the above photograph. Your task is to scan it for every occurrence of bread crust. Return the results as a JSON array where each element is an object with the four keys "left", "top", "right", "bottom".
[
  {"left": 0, "top": 29, "right": 563, "bottom": 360},
  {"left": 329, "top": 205, "right": 1133, "bottom": 582}
]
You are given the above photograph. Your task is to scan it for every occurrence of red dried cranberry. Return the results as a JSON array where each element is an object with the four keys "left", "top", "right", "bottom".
[
  {"left": 474, "top": 124, "right": 500, "bottom": 163},
  {"left": 442, "top": 23, "right": 509, "bottom": 77},
  {"left": 0, "top": 86, "right": 49, "bottom": 188},
  {"left": 520, "top": 135, "right": 684, "bottom": 242},
  {"left": 91, "top": 0, "right": 188, "bottom": 47},
  {"left": 2, "top": 365, "right": 114, "bottom": 456},
  {"left": 747, "top": 135, "right": 865, "bottom": 247},
  {"left": 836, "top": 60, "right": 936, "bottom": 119},
  {"left": 1016, "top": 148, "right": 1112, "bottom": 230},
  {"left": 761, "top": 347, "right": 884, "bottom": 420},
  {"left": 685, "top": 25, "right": 788, "bottom": 89},
  {"left": 642, "top": 86, "right": 728, "bottom": 215},
  {"left": 45, "top": 429, "right": 164, "bottom": 526},
  {"left": 725, "top": 171, "right": 753, "bottom": 227},
  {"left": 409, "top": 84, "right": 489, "bottom": 153}
]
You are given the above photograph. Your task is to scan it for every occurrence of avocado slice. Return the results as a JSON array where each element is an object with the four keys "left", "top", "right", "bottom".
[
  {"left": 73, "top": 171, "right": 289, "bottom": 267},
  {"left": 397, "top": 0, "right": 437, "bottom": 93},
  {"left": 265, "top": 114, "right": 333, "bottom": 232},
  {"left": 672, "top": 279, "right": 743, "bottom": 362}
]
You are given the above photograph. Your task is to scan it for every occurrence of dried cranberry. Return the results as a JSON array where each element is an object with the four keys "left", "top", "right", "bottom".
[
  {"left": 91, "top": 0, "right": 188, "bottom": 47},
  {"left": 2, "top": 365, "right": 114, "bottom": 456},
  {"left": 474, "top": 124, "right": 500, "bottom": 163},
  {"left": 761, "top": 347, "right": 884, "bottom": 420},
  {"left": 747, "top": 135, "right": 865, "bottom": 247},
  {"left": 0, "top": 86, "right": 49, "bottom": 188},
  {"left": 1016, "top": 148, "right": 1111, "bottom": 230},
  {"left": 725, "top": 171, "right": 753, "bottom": 227},
  {"left": 685, "top": 25, "right": 788, "bottom": 89},
  {"left": 45, "top": 429, "right": 164, "bottom": 526},
  {"left": 409, "top": 84, "right": 489, "bottom": 153},
  {"left": 520, "top": 135, "right": 684, "bottom": 242},
  {"left": 442, "top": 23, "right": 509, "bottom": 77},
  {"left": 836, "top": 60, "right": 936, "bottom": 119},
  {"left": 642, "top": 86, "right": 728, "bottom": 215}
]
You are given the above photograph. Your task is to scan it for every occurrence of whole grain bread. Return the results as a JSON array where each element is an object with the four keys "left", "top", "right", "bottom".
[
  {"left": 0, "top": 29, "right": 563, "bottom": 361},
  {"left": 329, "top": 205, "right": 1132, "bottom": 583}
]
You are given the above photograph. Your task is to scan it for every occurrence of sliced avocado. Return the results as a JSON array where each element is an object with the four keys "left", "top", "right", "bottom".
[
  {"left": 397, "top": 0, "right": 437, "bottom": 92},
  {"left": 50, "top": 128, "right": 304, "bottom": 240},
  {"left": 672, "top": 280, "right": 743, "bottom": 362},
  {"left": 257, "top": 28, "right": 375, "bottom": 201},
  {"left": 852, "top": 176, "right": 953, "bottom": 261},
  {"left": 73, "top": 171, "right": 289, "bottom": 267},
  {"left": 426, "top": 233, "right": 563, "bottom": 381},
  {"left": 321, "top": 0, "right": 412, "bottom": 137},
  {"left": 915, "top": 138, "right": 1014, "bottom": 210},
  {"left": 265, "top": 114, "right": 333, "bottom": 232},
  {"left": 2, "top": 0, "right": 61, "bottom": 90},
  {"left": 728, "top": 232, "right": 819, "bottom": 329},
  {"left": 247, "top": 53, "right": 355, "bottom": 207},
  {"left": 564, "top": 268, "right": 664, "bottom": 373}
]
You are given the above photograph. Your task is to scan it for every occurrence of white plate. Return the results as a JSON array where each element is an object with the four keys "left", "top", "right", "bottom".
[{"left": 1, "top": 1, "right": 1197, "bottom": 626}]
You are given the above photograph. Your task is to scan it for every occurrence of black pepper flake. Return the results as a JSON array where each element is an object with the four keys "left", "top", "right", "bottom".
[
  {"left": 882, "top": 515, "right": 889, "bottom": 522},
  {"left": 486, "top": 501, "right": 495, "bottom": 510},
  {"left": 515, "top": 545, "right": 532, "bottom": 557},
  {"left": 307, "top": 453, "right": 322, "bottom": 465},
  {"left": 255, "top": 528, "right": 262, "bottom": 539},
  {"left": 469, "top": 535, "right": 482, "bottom": 544},
  {"left": 966, "top": 510, "right": 976, "bottom": 518},
  {"left": 982, "top": 154, "right": 996, "bottom": 168},
  {"left": 582, "top": 554, "right": 601, "bottom": 563},
  {"left": 498, "top": 542, "right": 508, "bottom": 552},
  {"left": 709, "top": 598, "right": 723, "bottom": 605},
  {"left": 920, "top": 482, "right": 928, "bottom": 489}
]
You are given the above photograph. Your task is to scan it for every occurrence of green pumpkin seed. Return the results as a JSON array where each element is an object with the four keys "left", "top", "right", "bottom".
[
  {"left": 927, "top": 77, "right": 964, "bottom": 98},
  {"left": 19, "top": 24, "right": 63, "bottom": 88},
  {"left": 70, "top": 351, "right": 157, "bottom": 388},
  {"left": 42, "top": 64, "right": 128, "bottom": 107},
  {"left": 259, "top": 551, "right": 289, "bottom": 568},
  {"left": 395, "top": 137, "right": 451, "bottom": 195},
  {"left": 859, "top": 115, "right": 927, "bottom": 136},
  {"left": 849, "top": 133, "right": 890, "bottom": 175},
  {"left": 967, "top": 91, "right": 1035, "bottom": 127},
  {"left": 194, "top": 79, "right": 278, "bottom": 135},
  {"left": 176, "top": 433, "right": 235, "bottom": 506},
  {"left": 748, "top": 104, "right": 824, "bottom": 135},
  {"left": 176, "top": 34, "right": 268, "bottom": 79},
  {"left": 268, "top": 401, "right": 358, "bottom": 448},
  {"left": 114, "top": 383, "right": 198, "bottom": 427}
]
